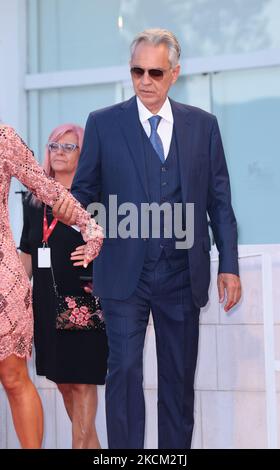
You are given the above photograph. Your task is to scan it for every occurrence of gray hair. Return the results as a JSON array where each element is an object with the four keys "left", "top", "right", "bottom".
[{"left": 130, "top": 28, "right": 181, "bottom": 68}]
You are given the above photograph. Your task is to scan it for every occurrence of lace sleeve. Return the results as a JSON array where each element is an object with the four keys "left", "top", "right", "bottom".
[{"left": 1, "top": 126, "right": 103, "bottom": 259}]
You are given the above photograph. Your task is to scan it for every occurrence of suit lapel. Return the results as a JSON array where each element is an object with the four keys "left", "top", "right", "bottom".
[
  {"left": 118, "top": 97, "right": 149, "bottom": 200},
  {"left": 117, "top": 97, "right": 193, "bottom": 202},
  {"left": 170, "top": 99, "right": 193, "bottom": 203}
]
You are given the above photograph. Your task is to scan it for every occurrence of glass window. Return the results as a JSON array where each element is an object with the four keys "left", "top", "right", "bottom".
[
  {"left": 27, "top": 0, "right": 280, "bottom": 73},
  {"left": 27, "top": 83, "right": 118, "bottom": 159},
  {"left": 212, "top": 66, "right": 280, "bottom": 244},
  {"left": 170, "top": 74, "right": 211, "bottom": 111}
]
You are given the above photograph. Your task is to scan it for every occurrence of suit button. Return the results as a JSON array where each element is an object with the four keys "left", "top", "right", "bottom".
[
  {"left": 143, "top": 238, "right": 147, "bottom": 242},
  {"left": 161, "top": 167, "right": 167, "bottom": 172},
  {"left": 160, "top": 244, "right": 164, "bottom": 249},
  {"left": 162, "top": 182, "right": 167, "bottom": 186}
]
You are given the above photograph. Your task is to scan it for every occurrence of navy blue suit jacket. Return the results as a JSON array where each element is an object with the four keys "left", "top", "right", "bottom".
[{"left": 72, "top": 96, "right": 238, "bottom": 307}]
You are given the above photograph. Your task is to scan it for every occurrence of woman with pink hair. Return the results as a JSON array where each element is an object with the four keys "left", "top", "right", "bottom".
[{"left": 20, "top": 124, "right": 108, "bottom": 449}]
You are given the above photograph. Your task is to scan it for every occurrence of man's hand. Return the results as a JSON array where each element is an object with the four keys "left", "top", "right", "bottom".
[
  {"left": 70, "top": 244, "right": 87, "bottom": 267},
  {"left": 53, "top": 197, "right": 77, "bottom": 225},
  {"left": 217, "top": 273, "right": 241, "bottom": 312}
]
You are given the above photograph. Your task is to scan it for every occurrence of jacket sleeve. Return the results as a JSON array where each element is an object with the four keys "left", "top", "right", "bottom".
[
  {"left": 207, "top": 118, "right": 239, "bottom": 275},
  {"left": 71, "top": 112, "right": 101, "bottom": 208}
]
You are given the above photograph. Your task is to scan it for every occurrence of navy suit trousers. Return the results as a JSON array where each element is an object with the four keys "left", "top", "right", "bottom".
[{"left": 101, "top": 254, "right": 200, "bottom": 449}]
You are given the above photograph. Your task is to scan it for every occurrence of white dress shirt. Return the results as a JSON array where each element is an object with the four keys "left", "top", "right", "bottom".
[{"left": 136, "top": 96, "right": 174, "bottom": 160}]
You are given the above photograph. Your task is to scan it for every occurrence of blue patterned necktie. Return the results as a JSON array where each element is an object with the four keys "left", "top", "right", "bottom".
[{"left": 148, "top": 115, "right": 165, "bottom": 164}]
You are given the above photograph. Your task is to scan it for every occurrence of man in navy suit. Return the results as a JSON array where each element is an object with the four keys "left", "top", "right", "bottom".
[{"left": 54, "top": 29, "right": 241, "bottom": 449}]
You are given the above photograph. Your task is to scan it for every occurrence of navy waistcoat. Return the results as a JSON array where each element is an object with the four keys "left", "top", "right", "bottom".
[{"left": 142, "top": 127, "right": 188, "bottom": 270}]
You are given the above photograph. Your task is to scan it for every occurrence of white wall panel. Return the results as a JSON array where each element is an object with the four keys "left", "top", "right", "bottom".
[
  {"left": 55, "top": 391, "right": 71, "bottom": 449},
  {"left": 217, "top": 325, "right": 266, "bottom": 391},
  {"left": 195, "top": 325, "right": 218, "bottom": 391},
  {"left": 40, "top": 389, "right": 57, "bottom": 449},
  {"left": 0, "top": 391, "right": 7, "bottom": 449},
  {"left": 201, "top": 391, "right": 267, "bottom": 449}
]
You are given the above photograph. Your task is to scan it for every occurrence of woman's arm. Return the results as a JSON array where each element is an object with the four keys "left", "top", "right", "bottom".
[
  {"left": 19, "top": 252, "right": 33, "bottom": 279},
  {"left": 1, "top": 126, "right": 103, "bottom": 263}
]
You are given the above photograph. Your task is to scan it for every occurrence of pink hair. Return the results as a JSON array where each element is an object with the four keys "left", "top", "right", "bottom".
[
  {"left": 43, "top": 123, "right": 84, "bottom": 177},
  {"left": 30, "top": 123, "right": 84, "bottom": 206}
]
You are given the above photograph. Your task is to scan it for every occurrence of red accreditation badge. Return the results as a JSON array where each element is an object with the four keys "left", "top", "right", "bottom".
[{"left": 38, "top": 204, "right": 58, "bottom": 268}]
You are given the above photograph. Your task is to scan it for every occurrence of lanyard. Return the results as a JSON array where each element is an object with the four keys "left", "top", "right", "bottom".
[{"left": 42, "top": 205, "right": 58, "bottom": 244}]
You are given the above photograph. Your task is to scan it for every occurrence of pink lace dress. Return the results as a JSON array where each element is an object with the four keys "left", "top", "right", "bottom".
[{"left": 0, "top": 126, "right": 103, "bottom": 360}]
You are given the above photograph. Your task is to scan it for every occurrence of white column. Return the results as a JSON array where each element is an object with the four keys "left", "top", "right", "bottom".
[
  {"left": 0, "top": 0, "right": 27, "bottom": 245},
  {"left": 262, "top": 252, "right": 278, "bottom": 448}
]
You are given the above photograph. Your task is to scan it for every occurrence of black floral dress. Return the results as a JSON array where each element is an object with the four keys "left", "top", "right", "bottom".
[{"left": 20, "top": 195, "right": 108, "bottom": 384}]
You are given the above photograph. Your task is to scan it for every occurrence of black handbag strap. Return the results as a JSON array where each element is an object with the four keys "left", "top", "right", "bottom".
[
  {"left": 49, "top": 249, "right": 85, "bottom": 300},
  {"left": 49, "top": 253, "right": 59, "bottom": 297}
]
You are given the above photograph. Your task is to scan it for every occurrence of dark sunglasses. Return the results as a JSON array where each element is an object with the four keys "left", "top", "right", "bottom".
[
  {"left": 48, "top": 142, "right": 79, "bottom": 153},
  {"left": 130, "top": 67, "right": 171, "bottom": 80}
]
